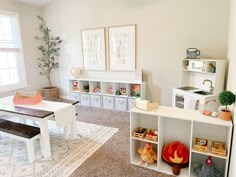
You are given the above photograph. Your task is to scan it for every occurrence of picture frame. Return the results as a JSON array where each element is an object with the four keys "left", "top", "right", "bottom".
[
  {"left": 81, "top": 28, "right": 106, "bottom": 70},
  {"left": 108, "top": 24, "right": 136, "bottom": 71}
]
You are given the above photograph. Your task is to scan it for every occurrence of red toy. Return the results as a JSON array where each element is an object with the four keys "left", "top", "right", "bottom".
[{"left": 162, "top": 141, "right": 189, "bottom": 175}]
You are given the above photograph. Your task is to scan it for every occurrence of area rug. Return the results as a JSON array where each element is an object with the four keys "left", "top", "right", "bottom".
[{"left": 0, "top": 119, "right": 118, "bottom": 177}]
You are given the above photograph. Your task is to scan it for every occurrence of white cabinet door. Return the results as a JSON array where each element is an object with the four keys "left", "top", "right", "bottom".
[
  {"left": 70, "top": 92, "right": 80, "bottom": 101},
  {"left": 128, "top": 98, "right": 135, "bottom": 111},
  {"left": 103, "top": 96, "right": 114, "bottom": 110},
  {"left": 90, "top": 94, "right": 101, "bottom": 108},
  {"left": 80, "top": 93, "right": 90, "bottom": 106},
  {"left": 115, "top": 97, "right": 127, "bottom": 111}
]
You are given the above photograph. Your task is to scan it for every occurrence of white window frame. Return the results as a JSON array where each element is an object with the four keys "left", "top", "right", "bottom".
[{"left": 0, "top": 10, "right": 27, "bottom": 92}]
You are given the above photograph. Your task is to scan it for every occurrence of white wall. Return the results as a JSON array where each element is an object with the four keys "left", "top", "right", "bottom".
[
  {"left": 227, "top": 0, "right": 236, "bottom": 176},
  {"left": 42, "top": 0, "right": 230, "bottom": 105},
  {"left": 0, "top": 0, "right": 45, "bottom": 97}
]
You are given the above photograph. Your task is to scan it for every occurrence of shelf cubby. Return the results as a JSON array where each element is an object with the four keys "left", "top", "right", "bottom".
[
  {"left": 69, "top": 78, "right": 146, "bottom": 111},
  {"left": 130, "top": 139, "right": 158, "bottom": 171}
]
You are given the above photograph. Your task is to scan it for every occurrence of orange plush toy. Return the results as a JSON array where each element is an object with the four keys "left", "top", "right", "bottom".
[
  {"left": 138, "top": 142, "right": 157, "bottom": 166},
  {"left": 162, "top": 141, "right": 189, "bottom": 175}
]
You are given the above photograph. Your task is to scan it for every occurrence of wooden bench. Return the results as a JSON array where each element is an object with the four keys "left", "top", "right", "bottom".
[{"left": 0, "top": 119, "right": 40, "bottom": 163}]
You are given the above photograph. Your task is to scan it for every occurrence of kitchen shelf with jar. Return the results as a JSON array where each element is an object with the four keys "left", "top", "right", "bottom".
[
  {"left": 130, "top": 106, "right": 232, "bottom": 177},
  {"left": 69, "top": 78, "right": 146, "bottom": 111}
]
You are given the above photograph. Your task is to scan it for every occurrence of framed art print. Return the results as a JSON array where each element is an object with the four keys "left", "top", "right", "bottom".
[
  {"left": 81, "top": 28, "right": 106, "bottom": 70},
  {"left": 108, "top": 24, "right": 136, "bottom": 71}
]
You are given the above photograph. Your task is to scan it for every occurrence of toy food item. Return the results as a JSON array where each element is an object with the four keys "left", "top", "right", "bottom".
[{"left": 204, "top": 110, "right": 212, "bottom": 116}]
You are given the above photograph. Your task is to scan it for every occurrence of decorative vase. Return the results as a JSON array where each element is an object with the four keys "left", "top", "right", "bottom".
[
  {"left": 220, "top": 110, "right": 231, "bottom": 121},
  {"left": 71, "top": 67, "right": 81, "bottom": 78},
  {"left": 42, "top": 87, "right": 59, "bottom": 99}
]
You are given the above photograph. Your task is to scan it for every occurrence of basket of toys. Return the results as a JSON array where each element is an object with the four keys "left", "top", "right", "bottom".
[
  {"left": 132, "top": 127, "right": 147, "bottom": 139},
  {"left": 211, "top": 141, "right": 226, "bottom": 156},
  {"left": 198, "top": 99, "right": 220, "bottom": 117},
  {"left": 145, "top": 129, "right": 158, "bottom": 141},
  {"left": 194, "top": 138, "right": 208, "bottom": 152}
]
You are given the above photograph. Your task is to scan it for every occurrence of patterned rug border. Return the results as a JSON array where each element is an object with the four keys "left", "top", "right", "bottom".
[
  {"left": 40, "top": 122, "right": 118, "bottom": 177},
  {"left": 0, "top": 120, "right": 118, "bottom": 177}
]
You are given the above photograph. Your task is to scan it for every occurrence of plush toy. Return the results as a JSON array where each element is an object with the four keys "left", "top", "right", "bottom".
[
  {"left": 138, "top": 142, "right": 157, "bottom": 166},
  {"left": 193, "top": 156, "right": 222, "bottom": 177},
  {"left": 162, "top": 141, "right": 189, "bottom": 175}
]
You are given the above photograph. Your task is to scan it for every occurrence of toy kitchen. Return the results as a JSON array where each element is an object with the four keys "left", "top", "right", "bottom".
[{"left": 172, "top": 58, "right": 226, "bottom": 110}]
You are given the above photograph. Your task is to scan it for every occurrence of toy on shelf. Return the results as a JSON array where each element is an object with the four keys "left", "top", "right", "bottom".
[
  {"left": 162, "top": 141, "right": 189, "bottom": 175},
  {"left": 13, "top": 91, "right": 42, "bottom": 105},
  {"left": 131, "top": 84, "right": 140, "bottom": 97},
  {"left": 93, "top": 87, "right": 101, "bottom": 93},
  {"left": 138, "top": 142, "right": 157, "bottom": 166},
  {"left": 146, "top": 129, "right": 158, "bottom": 141},
  {"left": 120, "top": 88, "right": 127, "bottom": 95},
  {"left": 73, "top": 81, "right": 79, "bottom": 91},
  {"left": 211, "top": 141, "right": 226, "bottom": 156},
  {"left": 108, "top": 86, "right": 113, "bottom": 94},
  {"left": 193, "top": 156, "right": 222, "bottom": 177},
  {"left": 194, "top": 138, "right": 208, "bottom": 153},
  {"left": 115, "top": 89, "right": 121, "bottom": 95},
  {"left": 132, "top": 127, "right": 147, "bottom": 139},
  {"left": 135, "top": 99, "right": 159, "bottom": 111},
  {"left": 83, "top": 85, "right": 89, "bottom": 92}
]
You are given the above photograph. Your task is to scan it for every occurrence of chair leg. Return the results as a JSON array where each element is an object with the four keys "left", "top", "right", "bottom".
[{"left": 26, "top": 140, "right": 35, "bottom": 163}]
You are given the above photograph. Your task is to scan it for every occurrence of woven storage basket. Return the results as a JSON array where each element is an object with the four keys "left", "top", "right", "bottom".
[
  {"left": 145, "top": 129, "right": 158, "bottom": 141},
  {"left": 132, "top": 127, "right": 147, "bottom": 139},
  {"left": 198, "top": 99, "right": 220, "bottom": 116},
  {"left": 42, "top": 87, "right": 59, "bottom": 99},
  {"left": 211, "top": 141, "right": 226, "bottom": 156},
  {"left": 194, "top": 138, "right": 208, "bottom": 152}
]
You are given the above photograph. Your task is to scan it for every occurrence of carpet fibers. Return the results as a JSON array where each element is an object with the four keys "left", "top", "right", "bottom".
[{"left": 70, "top": 106, "right": 174, "bottom": 177}]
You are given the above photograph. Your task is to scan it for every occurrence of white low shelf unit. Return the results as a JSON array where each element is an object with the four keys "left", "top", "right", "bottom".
[
  {"left": 69, "top": 78, "right": 146, "bottom": 111},
  {"left": 130, "top": 106, "right": 232, "bottom": 177}
]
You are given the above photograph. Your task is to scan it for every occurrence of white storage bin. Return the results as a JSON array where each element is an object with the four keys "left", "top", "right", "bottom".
[
  {"left": 90, "top": 94, "right": 102, "bottom": 108},
  {"left": 115, "top": 97, "right": 127, "bottom": 111},
  {"left": 128, "top": 98, "right": 136, "bottom": 111},
  {"left": 80, "top": 93, "right": 90, "bottom": 106},
  {"left": 70, "top": 92, "right": 80, "bottom": 101},
  {"left": 103, "top": 95, "right": 114, "bottom": 110}
]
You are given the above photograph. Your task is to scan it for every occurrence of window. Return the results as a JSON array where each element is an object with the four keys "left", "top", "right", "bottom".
[{"left": 0, "top": 11, "right": 27, "bottom": 92}]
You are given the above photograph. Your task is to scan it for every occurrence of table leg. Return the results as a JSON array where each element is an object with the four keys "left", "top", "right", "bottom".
[{"left": 39, "top": 118, "right": 52, "bottom": 158}]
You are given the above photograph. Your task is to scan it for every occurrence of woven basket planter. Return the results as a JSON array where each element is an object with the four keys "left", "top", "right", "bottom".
[{"left": 42, "top": 87, "right": 59, "bottom": 99}]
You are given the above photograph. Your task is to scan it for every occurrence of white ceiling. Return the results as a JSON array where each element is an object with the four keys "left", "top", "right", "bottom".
[{"left": 14, "top": 0, "right": 52, "bottom": 7}]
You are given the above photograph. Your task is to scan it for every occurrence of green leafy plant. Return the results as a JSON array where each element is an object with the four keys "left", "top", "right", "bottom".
[
  {"left": 35, "top": 16, "right": 62, "bottom": 87},
  {"left": 218, "top": 90, "right": 235, "bottom": 111}
]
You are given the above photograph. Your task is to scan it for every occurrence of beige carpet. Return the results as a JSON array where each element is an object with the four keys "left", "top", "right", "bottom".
[{"left": 71, "top": 105, "right": 174, "bottom": 177}]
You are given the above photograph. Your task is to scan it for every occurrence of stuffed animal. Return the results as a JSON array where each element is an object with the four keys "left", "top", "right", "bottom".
[
  {"left": 193, "top": 156, "right": 222, "bottom": 177},
  {"left": 162, "top": 141, "right": 189, "bottom": 175},
  {"left": 138, "top": 142, "right": 157, "bottom": 166}
]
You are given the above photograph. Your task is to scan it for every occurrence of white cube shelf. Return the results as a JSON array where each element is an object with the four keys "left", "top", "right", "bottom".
[
  {"left": 130, "top": 106, "right": 232, "bottom": 177},
  {"left": 69, "top": 78, "right": 146, "bottom": 111}
]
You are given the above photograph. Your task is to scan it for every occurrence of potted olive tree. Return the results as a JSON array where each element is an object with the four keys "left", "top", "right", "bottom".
[
  {"left": 218, "top": 90, "right": 235, "bottom": 121},
  {"left": 35, "top": 16, "right": 62, "bottom": 98}
]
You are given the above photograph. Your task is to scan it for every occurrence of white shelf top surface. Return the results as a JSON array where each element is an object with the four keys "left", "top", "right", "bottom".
[
  {"left": 70, "top": 77, "right": 143, "bottom": 84},
  {"left": 131, "top": 106, "right": 232, "bottom": 127}
]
